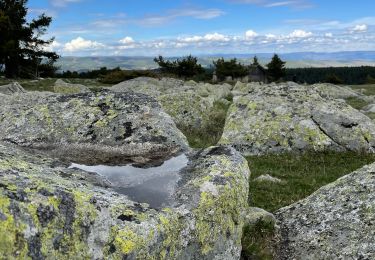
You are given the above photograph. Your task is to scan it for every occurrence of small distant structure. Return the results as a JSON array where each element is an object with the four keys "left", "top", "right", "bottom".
[{"left": 248, "top": 64, "right": 267, "bottom": 83}]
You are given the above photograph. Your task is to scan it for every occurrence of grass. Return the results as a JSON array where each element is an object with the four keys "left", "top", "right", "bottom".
[
  {"left": 349, "top": 84, "right": 375, "bottom": 96},
  {"left": 241, "top": 220, "right": 275, "bottom": 260},
  {"left": 246, "top": 151, "right": 375, "bottom": 213},
  {"left": 345, "top": 96, "right": 370, "bottom": 110},
  {"left": 179, "top": 99, "right": 232, "bottom": 148}
]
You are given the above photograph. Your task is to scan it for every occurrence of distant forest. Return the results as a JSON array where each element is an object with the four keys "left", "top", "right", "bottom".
[{"left": 285, "top": 66, "right": 375, "bottom": 85}]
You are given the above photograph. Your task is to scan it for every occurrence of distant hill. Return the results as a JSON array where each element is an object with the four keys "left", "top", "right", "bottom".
[{"left": 56, "top": 51, "right": 375, "bottom": 72}]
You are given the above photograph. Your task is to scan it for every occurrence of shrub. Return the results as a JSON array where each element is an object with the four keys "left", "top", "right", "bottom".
[{"left": 99, "top": 70, "right": 157, "bottom": 84}]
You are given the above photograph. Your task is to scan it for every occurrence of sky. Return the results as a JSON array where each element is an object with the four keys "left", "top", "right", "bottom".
[{"left": 27, "top": 0, "right": 375, "bottom": 56}]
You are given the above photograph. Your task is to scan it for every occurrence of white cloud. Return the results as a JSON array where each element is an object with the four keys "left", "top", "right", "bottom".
[
  {"left": 288, "top": 29, "right": 313, "bottom": 38},
  {"left": 245, "top": 30, "right": 258, "bottom": 39},
  {"left": 325, "top": 33, "right": 333, "bottom": 37},
  {"left": 43, "top": 41, "right": 62, "bottom": 52},
  {"left": 50, "top": 0, "right": 83, "bottom": 7},
  {"left": 229, "top": 0, "right": 312, "bottom": 9},
  {"left": 352, "top": 24, "right": 368, "bottom": 32},
  {"left": 119, "top": 37, "right": 135, "bottom": 44},
  {"left": 180, "top": 33, "right": 231, "bottom": 43},
  {"left": 64, "top": 37, "right": 104, "bottom": 52}
]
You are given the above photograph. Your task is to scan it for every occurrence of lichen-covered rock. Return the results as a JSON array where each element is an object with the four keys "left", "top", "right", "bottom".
[
  {"left": 111, "top": 77, "right": 233, "bottom": 130},
  {"left": 275, "top": 163, "right": 375, "bottom": 259},
  {"left": 0, "top": 82, "right": 26, "bottom": 95},
  {"left": 219, "top": 83, "right": 375, "bottom": 155},
  {"left": 54, "top": 79, "right": 90, "bottom": 94},
  {"left": 311, "top": 83, "right": 360, "bottom": 99},
  {"left": 0, "top": 143, "right": 250, "bottom": 259},
  {"left": 245, "top": 207, "right": 276, "bottom": 227},
  {"left": 0, "top": 90, "right": 188, "bottom": 164}
]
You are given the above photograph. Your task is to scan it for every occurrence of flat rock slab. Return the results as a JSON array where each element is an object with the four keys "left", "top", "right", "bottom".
[
  {"left": 0, "top": 82, "right": 26, "bottom": 95},
  {"left": 220, "top": 83, "right": 375, "bottom": 155},
  {"left": 54, "top": 79, "right": 91, "bottom": 94},
  {"left": 275, "top": 163, "right": 375, "bottom": 259},
  {"left": 0, "top": 90, "right": 188, "bottom": 165},
  {"left": 0, "top": 143, "right": 250, "bottom": 259}
]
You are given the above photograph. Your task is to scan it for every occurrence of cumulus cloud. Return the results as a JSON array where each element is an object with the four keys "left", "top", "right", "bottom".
[
  {"left": 325, "top": 33, "right": 333, "bottom": 37},
  {"left": 352, "top": 24, "right": 368, "bottom": 32},
  {"left": 179, "top": 33, "right": 231, "bottom": 43},
  {"left": 245, "top": 30, "right": 258, "bottom": 39},
  {"left": 64, "top": 37, "right": 104, "bottom": 52},
  {"left": 43, "top": 41, "right": 62, "bottom": 52},
  {"left": 119, "top": 37, "right": 135, "bottom": 44},
  {"left": 288, "top": 29, "right": 313, "bottom": 38}
]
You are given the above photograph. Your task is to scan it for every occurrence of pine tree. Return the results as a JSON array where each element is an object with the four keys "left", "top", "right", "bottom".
[
  {"left": 0, "top": 0, "right": 58, "bottom": 78},
  {"left": 266, "top": 54, "right": 286, "bottom": 82},
  {"left": 252, "top": 56, "right": 259, "bottom": 66}
]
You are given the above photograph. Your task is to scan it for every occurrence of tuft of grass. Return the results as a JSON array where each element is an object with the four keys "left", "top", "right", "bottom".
[
  {"left": 247, "top": 151, "right": 375, "bottom": 213},
  {"left": 179, "top": 100, "right": 231, "bottom": 148},
  {"left": 345, "top": 96, "right": 370, "bottom": 110},
  {"left": 241, "top": 220, "right": 276, "bottom": 260}
]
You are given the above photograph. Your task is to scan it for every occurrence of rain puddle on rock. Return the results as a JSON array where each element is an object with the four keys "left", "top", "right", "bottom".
[{"left": 70, "top": 154, "right": 188, "bottom": 209}]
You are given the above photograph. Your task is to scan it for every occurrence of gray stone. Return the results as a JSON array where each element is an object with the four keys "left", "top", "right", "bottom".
[
  {"left": 254, "top": 174, "right": 282, "bottom": 183},
  {"left": 0, "top": 90, "right": 188, "bottom": 165},
  {"left": 0, "top": 143, "right": 250, "bottom": 259},
  {"left": 0, "top": 82, "right": 26, "bottom": 95},
  {"left": 54, "top": 79, "right": 90, "bottom": 94},
  {"left": 220, "top": 83, "right": 375, "bottom": 155},
  {"left": 275, "top": 163, "right": 375, "bottom": 259},
  {"left": 245, "top": 207, "right": 276, "bottom": 227}
]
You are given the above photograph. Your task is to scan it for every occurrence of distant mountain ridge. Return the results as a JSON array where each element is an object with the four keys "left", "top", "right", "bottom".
[{"left": 56, "top": 51, "right": 375, "bottom": 72}]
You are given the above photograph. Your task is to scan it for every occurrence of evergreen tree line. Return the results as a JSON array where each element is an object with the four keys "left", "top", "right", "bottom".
[{"left": 285, "top": 66, "right": 375, "bottom": 85}]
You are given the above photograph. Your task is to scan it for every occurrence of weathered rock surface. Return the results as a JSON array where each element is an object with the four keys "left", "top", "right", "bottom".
[
  {"left": 0, "top": 82, "right": 26, "bottom": 95},
  {"left": 54, "top": 79, "right": 90, "bottom": 94},
  {"left": 111, "top": 77, "right": 232, "bottom": 130},
  {"left": 244, "top": 207, "right": 276, "bottom": 227},
  {"left": 253, "top": 174, "right": 282, "bottom": 183},
  {"left": 220, "top": 83, "right": 375, "bottom": 155},
  {"left": 275, "top": 163, "right": 375, "bottom": 259},
  {"left": 311, "top": 83, "right": 361, "bottom": 99},
  {"left": 0, "top": 90, "right": 188, "bottom": 164},
  {"left": 0, "top": 143, "right": 250, "bottom": 259}
]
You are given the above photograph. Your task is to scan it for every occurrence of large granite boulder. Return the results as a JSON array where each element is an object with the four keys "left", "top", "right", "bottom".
[
  {"left": 275, "top": 163, "right": 375, "bottom": 259},
  {"left": 111, "top": 77, "right": 232, "bottom": 130},
  {"left": 0, "top": 82, "right": 26, "bottom": 95},
  {"left": 0, "top": 90, "right": 188, "bottom": 165},
  {"left": 0, "top": 143, "right": 250, "bottom": 259},
  {"left": 220, "top": 83, "right": 375, "bottom": 155},
  {"left": 54, "top": 79, "right": 90, "bottom": 94},
  {"left": 311, "top": 83, "right": 361, "bottom": 99}
]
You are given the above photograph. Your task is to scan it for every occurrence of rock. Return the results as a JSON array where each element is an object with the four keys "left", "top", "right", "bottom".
[
  {"left": 0, "top": 143, "right": 250, "bottom": 259},
  {"left": 0, "top": 90, "right": 188, "bottom": 165},
  {"left": 275, "top": 163, "right": 375, "bottom": 259},
  {"left": 362, "top": 104, "right": 375, "bottom": 113},
  {"left": 54, "top": 79, "right": 90, "bottom": 94},
  {"left": 245, "top": 207, "right": 276, "bottom": 227},
  {"left": 220, "top": 83, "right": 375, "bottom": 155},
  {"left": 311, "top": 83, "right": 360, "bottom": 99},
  {"left": 0, "top": 82, "right": 26, "bottom": 95},
  {"left": 254, "top": 174, "right": 282, "bottom": 183},
  {"left": 111, "top": 77, "right": 233, "bottom": 131}
]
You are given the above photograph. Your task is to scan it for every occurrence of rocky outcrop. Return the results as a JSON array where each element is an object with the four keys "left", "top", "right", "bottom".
[
  {"left": 275, "top": 163, "right": 375, "bottom": 259},
  {"left": 220, "top": 83, "right": 375, "bottom": 155},
  {"left": 111, "top": 77, "right": 233, "bottom": 130},
  {"left": 0, "top": 90, "right": 188, "bottom": 165},
  {"left": 54, "top": 79, "right": 90, "bottom": 94},
  {"left": 311, "top": 83, "right": 361, "bottom": 99},
  {"left": 0, "top": 143, "right": 250, "bottom": 259},
  {"left": 0, "top": 82, "right": 26, "bottom": 95}
]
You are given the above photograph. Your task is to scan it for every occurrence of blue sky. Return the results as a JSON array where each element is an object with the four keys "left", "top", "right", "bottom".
[{"left": 28, "top": 0, "right": 375, "bottom": 56}]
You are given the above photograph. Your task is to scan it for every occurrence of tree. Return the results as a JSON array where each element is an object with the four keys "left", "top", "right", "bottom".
[
  {"left": 154, "top": 55, "right": 204, "bottom": 78},
  {"left": 0, "top": 0, "right": 58, "bottom": 78},
  {"left": 213, "top": 58, "right": 248, "bottom": 80},
  {"left": 266, "top": 54, "right": 286, "bottom": 82},
  {"left": 325, "top": 73, "right": 343, "bottom": 85}
]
